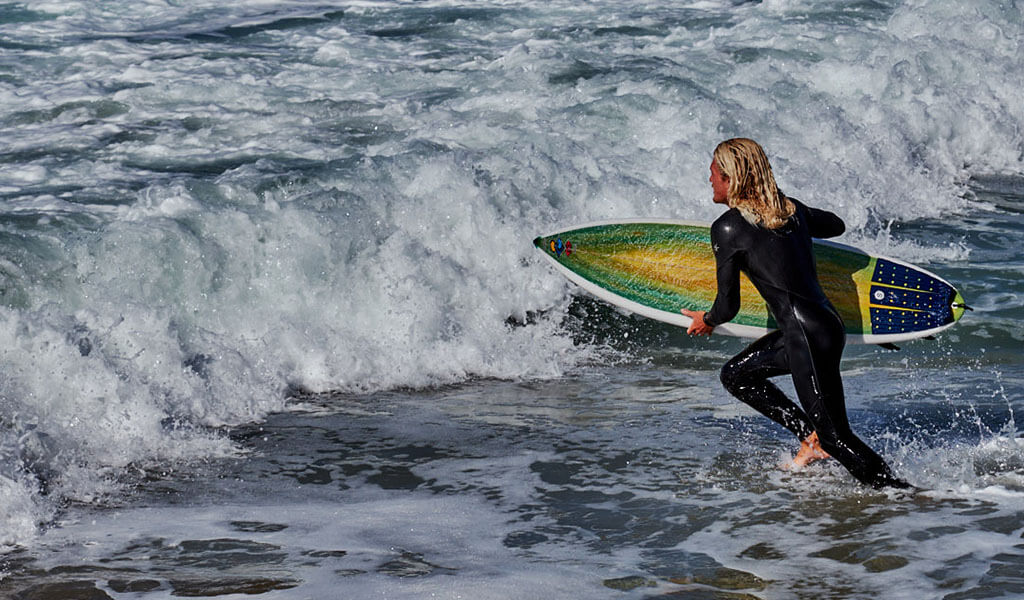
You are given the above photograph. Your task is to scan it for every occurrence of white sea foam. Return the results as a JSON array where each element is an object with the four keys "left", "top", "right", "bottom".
[{"left": 0, "top": 474, "right": 48, "bottom": 549}]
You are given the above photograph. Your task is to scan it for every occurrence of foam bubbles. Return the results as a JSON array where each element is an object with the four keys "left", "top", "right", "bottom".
[{"left": 0, "top": 473, "right": 50, "bottom": 548}]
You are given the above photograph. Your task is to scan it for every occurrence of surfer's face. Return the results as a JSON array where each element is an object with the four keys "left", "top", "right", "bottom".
[{"left": 710, "top": 159, "right": 729, "bottom": 205}]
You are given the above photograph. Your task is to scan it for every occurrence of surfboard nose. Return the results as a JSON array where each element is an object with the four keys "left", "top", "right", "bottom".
[{"left": 533, "top": 236, "right": 543, "bottom": 248}]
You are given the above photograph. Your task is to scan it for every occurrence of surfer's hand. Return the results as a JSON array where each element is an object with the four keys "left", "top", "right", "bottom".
[{"left": 681, "top": 309, "right": 714, "bottom": 336}]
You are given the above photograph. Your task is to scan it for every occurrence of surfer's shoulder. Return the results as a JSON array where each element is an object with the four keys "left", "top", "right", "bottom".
[{"left": 711, "top": 208, "right": 746, "bottom": 240}]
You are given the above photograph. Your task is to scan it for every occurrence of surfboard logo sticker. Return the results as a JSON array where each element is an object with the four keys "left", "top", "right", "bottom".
[{"left": 549, "top": 238, "right": 572, "bottom": 256}]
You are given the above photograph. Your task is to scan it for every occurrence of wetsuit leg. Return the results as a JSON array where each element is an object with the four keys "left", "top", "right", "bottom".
[
  {"left": 785, "top": 317, "right": 909, "bottom": 489},
  {"left": 720, "top": 331, "right": 815, "bottom": 441}
]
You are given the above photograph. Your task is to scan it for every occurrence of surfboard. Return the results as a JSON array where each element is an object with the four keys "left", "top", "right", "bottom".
[{"left": 534, "top": 219, "right": 967, "bottom": 345}]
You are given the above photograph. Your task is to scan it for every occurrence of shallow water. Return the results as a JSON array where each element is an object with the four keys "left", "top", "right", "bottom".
[
  {"left": 5, "top": 364, "right": 1024, "bottom": 598},
  {"left": 1, "top": 0, "right": 1023, "bottom": 597}
]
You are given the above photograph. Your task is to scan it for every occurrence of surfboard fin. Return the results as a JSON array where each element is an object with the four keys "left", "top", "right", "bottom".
[{"left": 878, "top": 334, "right": 943, "bottom": 350}]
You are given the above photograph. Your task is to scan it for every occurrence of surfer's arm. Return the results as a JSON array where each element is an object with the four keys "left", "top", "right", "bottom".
[
  {"left": 703, "top": 220, "right": 743, "bottom": 327},
  {"left": 797, "top": 199, "right": 845, "bottom": 239},
  {"left": 703, "top": 266, "right": 740, "bottom": 327}
]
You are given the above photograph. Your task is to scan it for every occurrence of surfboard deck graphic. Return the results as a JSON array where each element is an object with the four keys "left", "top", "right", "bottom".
[{"left": 534, "top": 219, "right": 967, "bottom": 344}]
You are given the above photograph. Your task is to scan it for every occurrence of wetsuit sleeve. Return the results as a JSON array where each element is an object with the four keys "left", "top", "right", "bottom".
[
  {"left": 801, "top": 201, "right": 845, "bottom": 239},
  {"left": 703, "top": 218, "right": 742, "bottom": 327}
]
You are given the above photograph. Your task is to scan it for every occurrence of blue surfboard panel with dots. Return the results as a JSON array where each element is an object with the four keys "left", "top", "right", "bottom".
[{"left": 868, "top": 258, "right": 955, "bottom": 334}]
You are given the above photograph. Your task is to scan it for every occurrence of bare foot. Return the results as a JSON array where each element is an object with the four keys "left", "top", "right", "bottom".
[{"left": 791, "top": 431, "right": 830, "bottom": 468}]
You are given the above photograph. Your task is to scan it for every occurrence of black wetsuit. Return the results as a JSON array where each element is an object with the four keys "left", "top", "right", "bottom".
[{"left": 703, "top": 199, "right": 907, "bottom": 489}]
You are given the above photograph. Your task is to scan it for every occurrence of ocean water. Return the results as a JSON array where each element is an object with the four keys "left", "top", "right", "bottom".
[{"left": 0, "top": 0, "right": 1022, "bottom": 598}]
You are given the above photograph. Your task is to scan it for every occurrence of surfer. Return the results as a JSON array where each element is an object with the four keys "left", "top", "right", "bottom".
[{"left": 681, "top": 138, "right": 909, "bottom": 489}]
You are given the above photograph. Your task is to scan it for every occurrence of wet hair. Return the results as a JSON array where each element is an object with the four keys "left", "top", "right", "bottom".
[{"left": 713, "top": 138, "right": 794, "bottom": 229}]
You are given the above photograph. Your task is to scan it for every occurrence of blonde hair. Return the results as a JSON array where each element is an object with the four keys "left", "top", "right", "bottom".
[{"left": 713, "top": 138, "right": 794, "bottom": 229}]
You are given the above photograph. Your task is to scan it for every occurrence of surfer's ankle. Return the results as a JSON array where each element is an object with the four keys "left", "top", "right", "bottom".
[{"left": 792, "top": 432, "right": 830, "bottom": 467}]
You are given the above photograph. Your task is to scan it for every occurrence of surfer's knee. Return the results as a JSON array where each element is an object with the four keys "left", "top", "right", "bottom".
[{"left": 719, "top": 360, "right": 743, "bottom": 392}]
